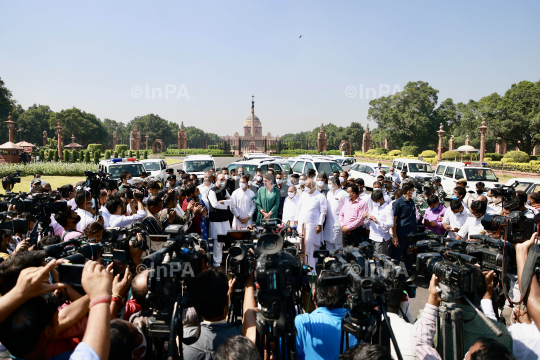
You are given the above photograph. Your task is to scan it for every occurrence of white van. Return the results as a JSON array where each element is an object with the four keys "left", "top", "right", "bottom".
[
  {"left": 391, "top": 158, "right": 434, "bottom": 178},
  {"left": 434, "top": 161, "right": 502, "bottom": 196},
  {"left": 140, "top": 159, "right": 168, "bottom": 183},
  {"left": 291, "top": 155, "right": 343, "bottom": 176},
  {"left": 182, "top": 155, "right": 216, "bottom": 182},
  {"left": 98, "top": 158, "right": 146, "bottom": 181}
]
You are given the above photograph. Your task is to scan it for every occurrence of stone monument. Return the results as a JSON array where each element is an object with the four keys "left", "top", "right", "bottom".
[
  {"left": 317, "top": 123, "right": 327, "bottom": 153},
  {"left": 362, "top": 124, "right": 372, "bottom": 153},
  {"left": 178, "top": 122, "right": 187, "bottom": 150}
]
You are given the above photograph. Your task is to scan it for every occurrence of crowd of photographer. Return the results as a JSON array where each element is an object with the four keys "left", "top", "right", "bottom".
[{"left": 0, "top": 164, "right": 538, "bottom": 360}]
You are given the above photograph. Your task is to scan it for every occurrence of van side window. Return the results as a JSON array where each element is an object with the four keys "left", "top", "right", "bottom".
[
  {"left": 445, "top": 166, "right": 455, "bottom": 178},
  {"left": 293, "top": 161, "right": 304, "bottom": 173},
  {"left": 455, "top": 168, "right": 464, "bottom": 180},
  {"left": 392, "top": 161, "right": 397, "bottom": 169},
  {"left": 366, "top": 166, "right": 374, "bottom": 174},
  {"left": 436, "top": 166, "right": 446, "bottom": 176},
  {"left": 357, "top": 165, "right": 366, "bottom": 173}
]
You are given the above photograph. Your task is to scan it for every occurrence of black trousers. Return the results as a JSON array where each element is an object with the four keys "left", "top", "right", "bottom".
[{"left": 343, "top": 227, "right": 365, "bottom": 247}]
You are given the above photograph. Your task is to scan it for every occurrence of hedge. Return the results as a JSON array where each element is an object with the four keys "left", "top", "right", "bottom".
[
  {"left": 87, "top": 144, "right": 104, "bottom": 153},
  {"left": 0, "top": 162, "right": 98, "bottom": 177},
  {"left": 402, "top": 146, "right": 419, "bottom": 157},
  {"left": 104, "top": 150, "right": 111, "bottom": 159},
  {"left": 63, "top": 149, "right": 70, "bottom": 162},
  {"left": 71, "top": 150, "right": 78, "bottom": 163},
  {"left": 143, "top": 150, "right": 148, "bottom": 159},
  {"left": 84, "top": 151, "right": 91, "bottom": 163},
  {"left": 503, "top": 150, "right": 530, "bottom": 163},
  {"left": 485, "top": 153, "right": 504, "bottom": 161},
  {"left": 487, "top": 161, "right": 540, "bottom": 173},
  {"left": 420, "top": 150, "right": 437, "bottom": 158},
  {"left": 115, "top": 144, "right": 128, "bottom": 153},
  {"left": 166, "top": 149, "right": 225, "bottom": 155},
  {"left": 135, "top": 150, "right": 140, "bottom": 159},
  {"left": 388, "top": 150, "right": 402, "bottom": 156}
]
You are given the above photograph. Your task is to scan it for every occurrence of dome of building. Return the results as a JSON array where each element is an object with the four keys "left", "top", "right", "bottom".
[{"left": 244, "top": 115, "right": 262, "bottom": 127}]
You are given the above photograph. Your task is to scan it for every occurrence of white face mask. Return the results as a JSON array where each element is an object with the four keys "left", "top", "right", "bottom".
[
  {"left": 219, "top": 181, "right": 226, "bottom": 188},
  {"left": 316, "top": 180, "right": 324, "bottom": 188},
  {"left": 240, "top": 182, "right": 247, "bottom": 189},
  {"left": 373, "top": 202, "right": 380, "bottom": 208},
  {"left": 232, "top": 176, "right": 239, "bottom": 181},
  {"left": 256, "top": 176, "right": 262, "bottom": 182},
  {"left": 305, "top": 186, "right": 312, "bottom": 194},
  {"left": 390, "top": 171, "right": 394, "bottom": 175},
  {"left": 224, "top": 174, "right": 229, "bottom": 180},
  {"left": 276, "top": 179, "right": 283, "bottom": 184},
  {"left": 411, "top": 190, "right": 417, "bottom": 198},
  {"left": 127, "top": 178, "right": 133, "bottom": 184},
  {"left": 339, "top": 177, "right": 345, "bottom": 183},
  {"left": 248, "top": 180, "right": 253, "bottom": 186},
  {"left": 493, "top": 197, "right": 502, "bottom": 205},
  {"left": 288, "top": 192, "right": 295, "bottom": 198},
  {"left": 299, "top": 180, "right": 306, "bottom": 186}
]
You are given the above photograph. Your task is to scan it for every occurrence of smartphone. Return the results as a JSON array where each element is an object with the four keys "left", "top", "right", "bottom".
[{"left": 57, "top": 263, "right": 85, "bottom": 289}]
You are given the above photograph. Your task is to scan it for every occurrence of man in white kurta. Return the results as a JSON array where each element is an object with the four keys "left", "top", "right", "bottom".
[
  {"left": 208, "top": 174, "right": 233, "bottom": 267},
  {"left": 294, "top": 179, "right": 327, "bottom": 272},
  {"left": 230, "top": 177, "right": 256, "bottom": 229},
  {"left": 323, "top": 178, "right": 348, "bottom": 251},
  {"left": 282, "top": 186, "right": 300, "bottom": 225}
]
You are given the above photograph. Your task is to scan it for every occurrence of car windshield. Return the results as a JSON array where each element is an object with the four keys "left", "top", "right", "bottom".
[
  {"left": 109, "top": 164, "right": 145, "bottom": 178},
  {"left": 279, "top": 162, "right": 293, "bottom": 174},
  {"left": 335, "top": 159, "right": 344, "bottom": 165},
  {"left": 464, "top": 168, "right": 498, "bottom": 181},
  {"left": 514, "top": 182, "right": 532, "bottom": 192},
  {"left": 143, "top": 162, "right": 161, "bottom": 171},
  {"left": 315, "top": 162, "right": 343, "bottom": 174},
  {"left": 235, "top": 164, "right": 260, "bottom": 176},
  {"left": 185, "top": 160, "right": 215, "bottom": 172},
  {"left": 408, "top": 163, "right": 433, "bottom": 173}
]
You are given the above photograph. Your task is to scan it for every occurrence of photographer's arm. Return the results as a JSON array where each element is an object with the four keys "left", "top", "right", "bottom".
[
  {"left": 58, "top": 295, "right": 90, "bottom": 333},
  {"left": 241, "top": 273, "right": 258, "bottom": 344},
  {"left": 414, "top": 275, "right": 442, "bottom": 360},
  {"left": 0, "top": 260, "right": 66, "bottom": 323},
  {"left": 516, "top": 233, "right": 540, "bottom": 331}
]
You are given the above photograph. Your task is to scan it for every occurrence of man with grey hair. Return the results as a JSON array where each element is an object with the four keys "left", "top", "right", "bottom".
[
  {"left": 324, "top": 176, "right": 347, "bottom": 251},
  {"left": 295, "top": 178, "right": 327, "bottom": 272},
  {"left": 208, "top": 173, "right": 233, "bottom": 267},
  {"left": 282, "top": 185, "right": 299, "bottom": 224},
  {"left": 296, "top": 174, "right": 307, "bottom": 196}
]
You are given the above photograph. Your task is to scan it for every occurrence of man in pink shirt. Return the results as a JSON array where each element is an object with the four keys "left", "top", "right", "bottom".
[{"left": 339, "top": 184, "right": 369, "bottom": 247}]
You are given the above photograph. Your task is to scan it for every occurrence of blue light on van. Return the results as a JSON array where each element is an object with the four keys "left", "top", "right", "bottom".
[{"left": 112, "top": 158, "right": 122, "bottom": 163}]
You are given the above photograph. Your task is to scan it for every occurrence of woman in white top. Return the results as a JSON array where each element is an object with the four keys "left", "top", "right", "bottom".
[
  {"left": 230, "top": 175, "right": 256, "bottom": 229},
  {"left": 323, "top": 177, "right": 348, "bottom": 251}
]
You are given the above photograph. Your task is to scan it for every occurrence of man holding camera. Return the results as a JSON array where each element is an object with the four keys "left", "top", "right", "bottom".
[
  {"left": 107, "top": 193, "right": 146, "bottom": 228},
  {"left": 141, "top": 196, "right": 176, "bottom": 235},
  {"left": 74, "top": 190, "right": 98, "bottom": 233}
]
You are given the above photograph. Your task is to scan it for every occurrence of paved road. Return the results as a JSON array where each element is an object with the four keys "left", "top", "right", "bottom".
[{"left": 166, "top": 156, "right": 429, "bottom": 318}]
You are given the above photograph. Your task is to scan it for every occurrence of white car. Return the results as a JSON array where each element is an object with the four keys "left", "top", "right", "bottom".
[
  {"left": 348, "top": 162, "right": 390, "bottom": 189},
  {"left": 434, "top": 161, "right": 502, "bottom": 196},
  {"left": 243, "top": 153, "right": 273, "bottom": 161},
  {"left": 505, "top": 178, "right": 540, "bottom": 195},
  {"left": 140, "top": 159, "right": 168, "bottom": 183},
  {"left": 291, "top": 155, "right": 343, "bottom": 176},
  {"left": 391, "top": 158, "right": 434, "bottom": 179},
  {"left": 328, "top": 155, "right": 356, "bottom": 170},
  {"left": 226, "top": 158, "right": 293, "bottom": 175},
  {"left": 182, "top": 155, "right": 216, "bottom": 182}
]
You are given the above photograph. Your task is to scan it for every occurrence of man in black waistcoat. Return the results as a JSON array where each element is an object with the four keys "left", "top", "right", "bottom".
[{"left": 208, "top": 173, "right": 232, "bottom": 267}]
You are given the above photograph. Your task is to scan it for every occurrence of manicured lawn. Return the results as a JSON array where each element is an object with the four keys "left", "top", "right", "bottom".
[{"left": 3, "top": 176, "right": 86, "bottom": 195}]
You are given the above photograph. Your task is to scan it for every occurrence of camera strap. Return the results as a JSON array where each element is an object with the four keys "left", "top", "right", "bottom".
[{"left": 520, "top": 243, "right": 540, "bottom": 299}]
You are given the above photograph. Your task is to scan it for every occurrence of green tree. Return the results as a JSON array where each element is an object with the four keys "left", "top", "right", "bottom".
[
  {"left": 84, "top": 150, "right": 91, "bottom": 163},
  {"left": 102, "top": 118, "right": 128, "bottom": 149},
  {"left": 39, "top": 149, "right": 45, "bottom": 161},
  {"left": 16, "top": 104, "right": 54, "bottom": 146},
  {"left": 63, "top": 149, "right": 70, "bottom": 162},
  {"left": 93, "top": 151, "right": 100, "bottom": 164},
  {"left": 368, "top": 81, "right": 440, "bottom": 151},
  {"left": 0, "top": 77, "right": 16, "bottom": 142},
  {"left": 71, "top": 150, "right": 78, "bottom": 163},
  {"left": 143, "top": 150, "right": 148, "bottom": 159},
  {"left": 54, "top": 151, "right": 59, "bottom": 162},
  {"left": 481, "top": 80, "right": 540, "bottom": 155},
  {"left": 49, "top": 107, "right": 107, "bottom": 147}
]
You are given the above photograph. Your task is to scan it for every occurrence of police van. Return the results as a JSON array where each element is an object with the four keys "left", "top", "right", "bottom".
[{"left": 98, "top": 158, "right": 146, "bottom": 181}]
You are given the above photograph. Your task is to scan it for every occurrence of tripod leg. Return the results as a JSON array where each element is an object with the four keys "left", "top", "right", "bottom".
[
  {"left": 440, "top": 307, "right": 447, "bottom": 360},
  {"left": 340, "top": 329, "right": 345, "bottom": 355}
]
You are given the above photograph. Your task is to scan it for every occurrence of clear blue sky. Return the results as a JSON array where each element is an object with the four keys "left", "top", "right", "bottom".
[{"left": 1, "top": 0, "right": 539, "bottom": 137}]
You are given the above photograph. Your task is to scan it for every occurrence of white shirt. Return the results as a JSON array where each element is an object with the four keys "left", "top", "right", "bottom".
[
  {"left": 481, "top": 299, "right": 540, "bottom": 359},
  {"left": 197, "top": 183, "right": 213, "bottom": 211},
  {"left": 325, "top": 188, "right": 348, "bottom": 225},
  {"left": 486, "top": 204, "right": 500, "bottom": 215},
  {"left": 359, "top": 191, "right": 373, "bottom": 229},
  {"left": 294, "top": 190, "right": 327, "bottom": 227},
  {"left": 457, "top": 214, "right": 486, "bottom": 239},
  {"left": 109, "top": 209, "right": 147, "bottom": 228},
  {"left": 490, "top": 203, "right": 503, "bottom": 215},
  {"left": 388, "top": 172, "right": 401, "bottom": 188},
  {"left": 368, "top": 202, "right": 394, "bottom": 242},
  {"left": 230, "top": 188, "right": 256, "bottom": 229},
  {"left": 75, "top": 208, "right": 95, "bottom": 232},
  {"left": 67, "top": 198, "right": 77, "bottom": 211},
  {"left": 386, "top": 313, "right": 416, "bottom": 360},
  {"left": 100, "top": 205, "right": 111, "bottom": 228},
  {"left": 282, "top": 195, "right": 300, "bottom": 225},
  {"left": 442, "top": 207, "right": 469, "bottom": 239}
]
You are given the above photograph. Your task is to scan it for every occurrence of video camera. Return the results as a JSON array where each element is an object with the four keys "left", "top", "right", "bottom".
[
  {"left": 481, "top": 211, "right": 536, "bottom": 243},
  {"left": 2, "top": 170, "right": 22, "bottom": 189},
  {"left": 490, "top": 183, "right": 516, "bottom": 202},
  {"left": 123, "top": 185, "right": 147, "bottom": 200},
  {"left": 84, "top": 171, "right": 117, "bottom": 198}
]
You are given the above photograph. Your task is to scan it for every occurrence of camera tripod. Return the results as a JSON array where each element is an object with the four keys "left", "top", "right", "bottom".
[
  {"left": 435, "top": 284, "right": 503, "bottom": 360},
  {"left": 339, "top": 298, "right": 404, "bottom": 360},
  {"left": 255, "top": 293, "right": 298, "bottom": 360}
]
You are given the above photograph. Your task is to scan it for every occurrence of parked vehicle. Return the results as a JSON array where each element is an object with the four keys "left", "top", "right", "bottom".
[
  {"left": 182, "top": 155, "right": 216, "bottom": 182},
  {"left": 328, "top": 155, "right": 356, "bottom": 170},
  {"left": 98, "top": 158, "right": 146, "bottom": 181},
  {"left": 505, "top": 178, "right": 540, "bottom": 195},
  {"left": 140, "top": 159, "right": 168, "bottom": 183},
  {"left": 348, "top": 162, "right": 390, "bottom": 189},
  {"left": 291, "top": 155, "right": 343, "bottom": 176},
  {"left": 434, "top": 161, "right": 502, "bottom": 196},
  {"left": 227, "top": 158, "right": 293, "bottom": 175}
]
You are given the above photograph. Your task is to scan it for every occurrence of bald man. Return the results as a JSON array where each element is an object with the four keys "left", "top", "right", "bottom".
[
  {"left": 475, "top": 194, "right": 499, "bottom": 215},
  {"left": 282, "top": 185, "right": 300, "bottom": 224}
]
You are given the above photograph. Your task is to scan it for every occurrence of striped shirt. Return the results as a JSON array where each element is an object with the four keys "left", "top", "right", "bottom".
[{"left": 140, "top": 210, "right": 170, "bottom": 235}]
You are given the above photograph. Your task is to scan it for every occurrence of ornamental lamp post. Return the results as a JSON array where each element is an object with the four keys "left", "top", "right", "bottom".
[
  {"left": 478, "top": 118, "right": 488, "bottom": 162},
  {"left": 437, "top": 123, "right": 445, "bottom": 163}
]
